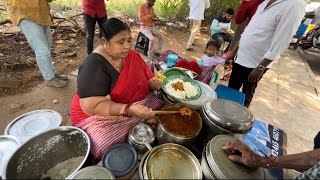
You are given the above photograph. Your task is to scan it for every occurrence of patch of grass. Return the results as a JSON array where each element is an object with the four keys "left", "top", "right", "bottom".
[
  {"left": 51, "top": 0, "right": 81, "bottom": 8},
  {"left": 107, "top": 0, "right": 144, "bottom": 18}
]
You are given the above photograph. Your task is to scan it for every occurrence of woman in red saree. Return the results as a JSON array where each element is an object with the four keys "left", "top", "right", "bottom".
[{"left": 70, "top": 18, "right": 163, "bottom": 161}]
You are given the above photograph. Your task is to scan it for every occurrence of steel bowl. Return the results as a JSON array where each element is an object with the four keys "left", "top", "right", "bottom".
[
  {"left": 143, "top": 143, "right": 202, "bottom": 179},
  {"left": 157, "top": 104, "right": 202, "bottom": 147},
  {"left": 2, "top": 126, "right": 91, "bottom": 179}
]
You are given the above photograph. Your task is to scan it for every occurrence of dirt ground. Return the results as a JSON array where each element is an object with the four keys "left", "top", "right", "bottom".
[{"left": 1, "top": 21, "right": 319, "bottom": 156}]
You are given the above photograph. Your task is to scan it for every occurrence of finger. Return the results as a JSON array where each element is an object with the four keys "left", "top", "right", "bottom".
[{"left": 229, "top": 155, "right": 245, "bottom": 164}]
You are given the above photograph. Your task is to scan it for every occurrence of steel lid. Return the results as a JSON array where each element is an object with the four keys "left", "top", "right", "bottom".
[
  {"left": 102, "top": 144, "right": 137, "bottom": 177},
  {"left": 4, "top": 110, "right": 62, "bottom": 143},
  {"left": 203, "top": 99, "right": 254, "bottom": 133},
  {"left": 0, "top": 135, "right": 21, "bottom": 177},
  {"left": 129, "top": 123, "right": 155, "bottom": 145},
  {"left": 70, "top": 166, "right": 115, "bottom": 179},
  {"left": 179, "top": 80, "right": 217, "bottom": 110},
  {"left": 206, "top": 135, "right": 265, "bottom": 179}
]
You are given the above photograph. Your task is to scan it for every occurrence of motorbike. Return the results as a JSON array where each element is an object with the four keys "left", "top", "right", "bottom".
[{"left": 299, "top": 24, "right": 320, "bottom": 50}]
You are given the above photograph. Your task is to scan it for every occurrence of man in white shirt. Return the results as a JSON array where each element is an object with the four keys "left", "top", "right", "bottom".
[
  {"left": 228, "top": 0, "right": 305, "bottom": 107},
  {"left": 186, "top": 0, "right": 210, "bottom": 51}
]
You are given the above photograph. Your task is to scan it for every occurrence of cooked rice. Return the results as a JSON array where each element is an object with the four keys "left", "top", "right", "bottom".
[{"left": 165, "top": 79, "right": 198, "bottom": 99}]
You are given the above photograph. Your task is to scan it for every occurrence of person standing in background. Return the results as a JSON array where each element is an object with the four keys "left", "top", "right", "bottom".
[
  {"left": 139, "top": 0, "right": 164, "bottom": 61},
  {"left": 82, "top": 0, "right": 108, "bottom": 55},
  {"left": 5, "top": 0, "right": 68, "bottom": 88},
  {"left": 227, "top": 0, "right": 264, "bottom": 59},
  {"left": 235, "top": 0, "right": 264, "bottom": 27},
  {"left": 186, "top": 0, "right": 210, "bottom": 51},
  {"left": 228, "top": 0, "right": 306, "bottom": 108}
]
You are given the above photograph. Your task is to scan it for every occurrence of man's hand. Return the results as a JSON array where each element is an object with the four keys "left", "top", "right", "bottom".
[
  {"left": 222, "top": 27, "right": 228, "bottom": 32},
  {"left": 248, "top": 68, "right": 264, "bottom": 82},
  {"left": 222, "top": 140, "right": 267, "bottom": 168}
]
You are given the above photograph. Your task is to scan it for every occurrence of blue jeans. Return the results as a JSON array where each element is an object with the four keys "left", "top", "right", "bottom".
[{"left": 18, "top": 19, "right": 56, "bottom": 80}]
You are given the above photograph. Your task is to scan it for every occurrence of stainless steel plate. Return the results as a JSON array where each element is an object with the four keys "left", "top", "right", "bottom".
[
  {"left": 144, "top": 143, "right": 202, "bottom": 179},
  {"left": 0, "top": 135, "right": 21, "bottom": 177},
  {"left": 179, "top": 80, "right": 217, "bottom": 110},
  {"left": 4, "top": 110, "right": 62, "bottom": 143},
  {"left": 207, "top": 135, "right": 265, "bottom": 179}
]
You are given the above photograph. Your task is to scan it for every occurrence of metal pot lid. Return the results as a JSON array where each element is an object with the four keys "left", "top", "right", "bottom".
[
  {"left": 144, "top": 143, "right": 202, "bottom": 179},
  {"left": 0, "top": 135, "right": 21, "bottom": 177},
  {"left": 203, "top": 99, "right": 254, "bottom": 131},
  {"left": 70, "top": 166, "right": 115, "bottom": 179},
  {"left": 102, "top": 144, "right": 137, "bottom": 177},
  {"left": 4, "top": 109, "right": 62, "bottom": 143},
  {"left": 206, "top": 135, "right": 265, "bottom": 179},
  {"left": 179, "top": 80, "right": 217, "bottom": 109},
  {"left": 129, "top": 123, "right": 155, "bottom": 145}
]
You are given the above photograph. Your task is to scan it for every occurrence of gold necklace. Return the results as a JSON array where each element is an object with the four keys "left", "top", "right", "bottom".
[{"left": 104, "top": 48, "right": 123, "bottom": 71}]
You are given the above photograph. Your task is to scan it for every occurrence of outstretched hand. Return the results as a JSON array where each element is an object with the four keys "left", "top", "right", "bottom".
[{"left": 222, "top": 140, "right": 267, "bottom": 168}]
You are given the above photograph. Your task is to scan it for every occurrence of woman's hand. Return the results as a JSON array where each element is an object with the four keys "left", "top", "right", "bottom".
[
  {"left": 145, "top": 118, "right": 157, "bottom": 129},
  {"left": 222, "top": 140, "right": 267, "bottom": 168},
  {"left": 128, "top": 104, "right": 155, "bottom": 119}
]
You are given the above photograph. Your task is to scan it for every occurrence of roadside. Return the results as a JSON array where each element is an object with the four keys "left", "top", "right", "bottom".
[{"left": 0, "top": 25, "right": 319, "bottom": 156}]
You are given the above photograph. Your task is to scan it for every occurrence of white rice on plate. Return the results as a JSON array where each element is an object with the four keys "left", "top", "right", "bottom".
[{"left": 165, "top": 79, "right": 198, "bottom": 99}]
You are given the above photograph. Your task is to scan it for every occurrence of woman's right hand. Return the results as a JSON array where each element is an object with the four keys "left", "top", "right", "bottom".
[{"left": 128, "top": 104, "right": 155, "bottom": 119}]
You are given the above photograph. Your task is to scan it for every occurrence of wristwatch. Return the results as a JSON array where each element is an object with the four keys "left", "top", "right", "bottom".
[{"left": 258, "top": 64, "right": 266, "bottom": 71}]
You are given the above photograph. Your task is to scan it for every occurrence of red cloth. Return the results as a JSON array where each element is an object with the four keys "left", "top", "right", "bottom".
[
  {"left": 235, "top": 0, "right": 264, "bottom": 26},
  {"left": 110, "top": 51, "right": 154, "bottom": 104},
  {"left": 70, "top": 51, "right": 155, "bottom": 125},
  {"left": 174, "top": 59, "right": 202, "bottom": 74},
  {"left": 82, "top": 0, "right": 107, "bottom": 18}
]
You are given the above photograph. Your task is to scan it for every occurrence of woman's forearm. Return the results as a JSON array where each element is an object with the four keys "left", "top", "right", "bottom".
[
  {"left": 80, "top": 97, "right": 127, "bottom": 118},
  {"left": 270, "top": 149, "right": 320, "bottom": 172}
]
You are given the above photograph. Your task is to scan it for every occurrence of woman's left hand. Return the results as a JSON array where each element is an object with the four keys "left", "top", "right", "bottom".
[{"left": 145, "top": 118, "right": 157, "bottom": 129}]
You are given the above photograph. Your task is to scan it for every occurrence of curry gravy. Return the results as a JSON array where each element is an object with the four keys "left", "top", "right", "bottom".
[{"left": 159, "top": 106, "right": 202, "bottom": 137}]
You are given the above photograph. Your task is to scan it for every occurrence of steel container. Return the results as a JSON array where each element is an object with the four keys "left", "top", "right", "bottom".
[
  {"left": 143, "top": 143, "right": 202, "bottom": 179},
  {"left": 157, "top": 104, "right": 202, "bottom": 147},
  {"left": 204, "top": 135, "right": 266, "bottom": 179},
  {"left": 201, "top": 145, "right": 216, "bottom": 179},
  {"left": 3, "top": 126, "right": 91, "bottom": 179},
  {"left": 138, "top": 151, "right": 150, "bottom": 179},
  {"left": 201, "top": 99, "right": 255, "bottom": 141},
  {"left": 128, "top": 123, "right": 155, "bottom": 157},
  {"left": 70, "top": 166, "right": 115, "bottom": 179}
]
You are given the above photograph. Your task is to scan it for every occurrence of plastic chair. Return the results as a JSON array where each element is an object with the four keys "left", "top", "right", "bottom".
[
  {"left": 134, "top": 32, "right": 149, "bottom": 56},
  {"left": 215, "top": 85, "right": 245, "bottom": 105}
]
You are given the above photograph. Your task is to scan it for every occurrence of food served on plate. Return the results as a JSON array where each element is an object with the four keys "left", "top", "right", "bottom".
[{"left": 164, "top": 79, "right": 198, "bottom": 99}]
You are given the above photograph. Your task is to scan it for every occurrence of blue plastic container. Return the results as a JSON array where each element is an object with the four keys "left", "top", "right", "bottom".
[
  {"left": 215, "top": 85, "right": 245, "bottom": 105},
  {"left": 102, "top": 144, "right": 138, "bottom": 178},
  {"left": 295, "top": 24, "right": 308, "bottom": 37},
  {"left": 167, "top": 54, "right": 178, "bottom": 67}
]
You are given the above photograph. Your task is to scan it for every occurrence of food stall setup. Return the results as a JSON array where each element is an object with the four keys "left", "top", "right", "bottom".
[{"left": 0, "top": 52, "right": 293, "bottom": 179}]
